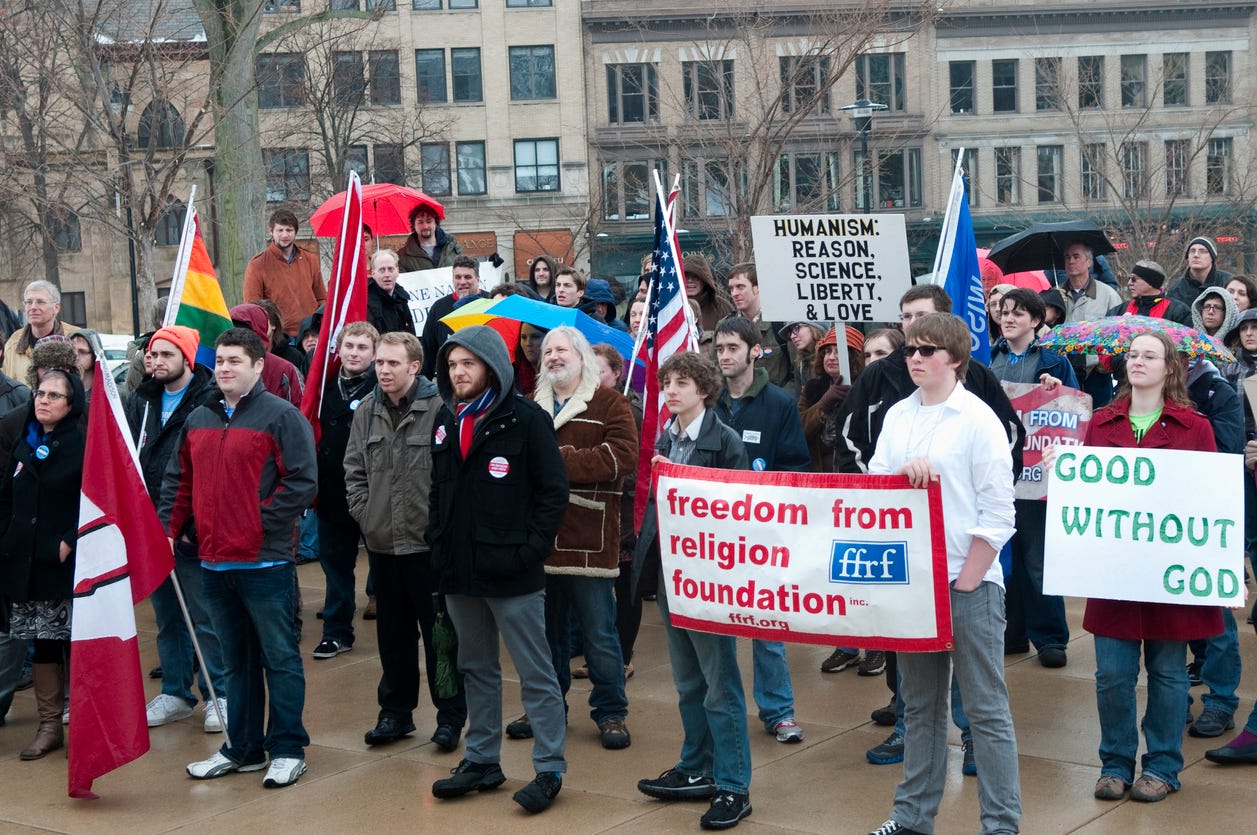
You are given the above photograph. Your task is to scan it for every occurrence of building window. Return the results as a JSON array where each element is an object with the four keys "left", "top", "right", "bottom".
[
  {"left": 155, "top": 197, "right": 186, "bottom": 247},
  {"left": 451, "top": 48, "right": 482, "bottom": 102},
  {"left": 456, "top": 141, "right": 486, "bottom": 195},
  {"left": 332, "top": 51, "right": 365, "bottom": 107},
  {"left": 855, "top": 53, "right": 905, "bottom": 111},
  {"left": 995, "top": 147, "right": 1020, "bottom": 205},
  {"left": 375, "top": 144, "right": 405, "bottom": 185},
  {"left": 1120, "top": 142, "right": 1147, "bottom": 199},
  {"left": 263, "top": 0, "right": 299, "bottom": 11},
  {"left": 682, "top": 60, "right": 734, "bottom": 120},
  {"left": 775, "top": 152, "right": 840, "bottom": 212},
  {"left": 421, "top": 143, "right": 451, "bottom": 195},
  {"left": 1036, "top": 145, "right": 1062, "bottom": 203},
  {"left": 506, "top": 0, "right": 550, "bottom": 6},
  {"left": 514, "top": 138, "right": 559, "bottom": 192},
  {"left": 449, "top": 0, "right": 477, "bottom": 7},
  {"left": 414, "top": 49, "right": 446, "bottom": 104},
  {"left": 330, "top": 0, "right": 396, "bottom": 8},
  {"left": 1163, "top": 53, "right": 1188, "bottom": 107},
  {"left": 47, "top": 207, "right": 81, "bottom": 252},
  {"left": 1165, "top": 139, "right": 1189, "bottom": 197},
  {"left": 257, "top": 53, "right": 305, "bottom": 108},
  {"left": 413, "top": 0, "right": 440, "bottom": 7},
  {"left": 60, "top": 291, "right": 86, "bottom": 327},
  {"left": 952, "top": 149, "right": 976, "bottom": 208},
  {"left": 137, "top": 100, "right": 184, "bottom": 149},
  {"left": 369, "top": 51, "right": 400, "bottom": 105},
  {"left": 780, "top": 55, "right": 831, "bottom": 114},
  {"left": 992, "top": 59, "right": 1018, "bottom": 113},
  {"left": 682, "top": 158, "right": 740, "bottom": 218},
  {"left": 1207, "top": 137, "right": 1233, "bottom": 194},
  {"left": 1034, "top": 57, "right": 1060, "bottom": 111},
  {"left": 1078, "top": 56, "right": 1103, "bottom": 109},
  {"left": 603, "top": 159, "right": 665, "bottom": 221},
  {"left": 509, "top": 45, "right": 556, "bottom": 100},
  {"left": 949, "top": 61, "right": 975, "bottom": 114},
  {"left": 606, "top": 63, "right": 658, "bottom": 124},
  {"left": 1081, "top": 143, "right": 1106, "bottom": 201},
  {"left": 346, "top": 144, "right": 369, "bottom": 180},
  {"left": 854, "top": 148, "right": 922, "bottom": 210},
  {"left": 264, "top": 149, "right": 310, "bottom": 202},
  {"left": 1120, "top": 54, "right": 1146, "bottom": 109},
  {"left": 1206, "top": 51, "right": 1231, "bottom": 104}
]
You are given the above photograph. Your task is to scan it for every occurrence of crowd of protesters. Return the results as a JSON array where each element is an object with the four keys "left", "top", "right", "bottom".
[{"left": 0, "top": 202, "right": 1254, "bottom": 833}]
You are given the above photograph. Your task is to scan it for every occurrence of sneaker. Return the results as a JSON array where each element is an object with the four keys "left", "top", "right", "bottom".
[
  {"left": 187, "top": 751, "right": 266, "bottom": 779},
  {"left": 869, "top": 820, "right": 925, "bottom": 835},
  {"left": 146, "top": 694, "right": 194, "bottom": 727},
  {"left": 870, "top": 699, "right": 897, "bottom": 727},
  {"left": 432, "top": 759, "right": 506, "bottom": 798},
  {"left": 1187, "top": 660, "right": 1204, "bottom": 687},
  {"left": 866, "top": 731, "right": 905, "bottom": 765},
  {"left": 858, "top": 651, "right": 887, "bottom": 676},
  {"left": 203, "top": 698, "right": 228, "bottom": 734},
  {"left": 312, "top": 639, "right": 352, "bottom": 659},
  {"left": 961, "top": 737, "right": 976, "bottom": 776},
  {"left": 637, "top": 767, "right": 718, "bottom": 800},
  {"left": 1094, "top": 775, "right": 1128, "bottom": 800},
  {"left": 598, "top": 715, "right": 632, "bottom": 750},
  {"left": 263, "top": 757, "right": 307, "bottom": 788},
  {"left": 821, "top": 648, "right": 860, "bottom": 673},
  {"left": 506, "top": 713, "right": 533, "bottom": 740},
  {"left": 61, "top": 702, "right": 69, "bottom": 725},
  {"left": 773, "top": 718, "right": 804, "bottom": 744},
  {"left": 1189, "top": 708, "right": 1236, "bottom": 738},
  {"left": 513, "top": 771, "right": 562, "bottom": 813},
  {"left": 700, "top": 792, "right": 751, "bottom": 830},
  {"left": 1130, "top": 774, "right": 1172, "bottom": 803}
]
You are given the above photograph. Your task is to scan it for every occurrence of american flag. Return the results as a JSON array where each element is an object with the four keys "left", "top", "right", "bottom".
[{"left": 633, "top": 176, "right": 696, "bottom": 530}]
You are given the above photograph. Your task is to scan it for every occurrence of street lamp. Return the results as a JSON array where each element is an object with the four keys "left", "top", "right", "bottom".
[{"left": 840, "top": 98, "right": 887, "bottom": 213}]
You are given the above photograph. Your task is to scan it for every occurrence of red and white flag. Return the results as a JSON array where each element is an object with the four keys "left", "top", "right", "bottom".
[
  {"left": 301, "top": 170, "right": 368, "bottom": 445},
  {"left": 69, "top": 353, "right": 174, "bottom": 798}
]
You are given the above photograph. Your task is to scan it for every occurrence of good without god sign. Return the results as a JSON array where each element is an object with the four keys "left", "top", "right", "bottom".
[
  {"left": 653, "top": 463, "right": 952, "bottom": 650},
  {"left": 751, "top": 214, "right": 911, "bottom": 323},
  {"left": 1044, "top": 446, "right": 1245, "bottom": 605}
]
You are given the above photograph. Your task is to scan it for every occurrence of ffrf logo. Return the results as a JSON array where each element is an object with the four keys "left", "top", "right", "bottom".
[{"left": 830, "top": 541, "right": 909, "bottom": 584}]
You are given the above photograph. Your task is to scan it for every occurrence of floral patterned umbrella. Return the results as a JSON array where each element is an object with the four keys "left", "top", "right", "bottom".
[{"left": 1038, "top": 315, "right": 1234, "bottom": 363}]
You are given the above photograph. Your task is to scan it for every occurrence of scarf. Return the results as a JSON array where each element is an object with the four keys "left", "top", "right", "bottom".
[{"left": 455, "top": 386, "right": 497, "bottom": 458}]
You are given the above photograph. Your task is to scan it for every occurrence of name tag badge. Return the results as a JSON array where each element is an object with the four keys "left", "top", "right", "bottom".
[
  {"left": 742, "top": 430, "right": 761, "bottom": 444},
  {"left": 488, "top": 456, "right": 510, "bottom": 478}
]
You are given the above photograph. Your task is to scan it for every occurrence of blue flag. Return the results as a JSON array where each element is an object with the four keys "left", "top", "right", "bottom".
[{"left": 936, "top": 164, "right": 990, "bottom": 365}]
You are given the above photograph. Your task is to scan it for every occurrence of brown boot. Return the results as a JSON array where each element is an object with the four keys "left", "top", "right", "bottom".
[{"left": 20, "top": 663, "right": 64, "bottom": 761}]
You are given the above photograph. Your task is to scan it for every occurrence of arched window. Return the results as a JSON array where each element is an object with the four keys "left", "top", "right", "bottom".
[
  {"left": 155, "top": 196, "right": 186, "bottom": 247},
  {"left": 137, "top": 100, "right": 185, "bottom": 149}
]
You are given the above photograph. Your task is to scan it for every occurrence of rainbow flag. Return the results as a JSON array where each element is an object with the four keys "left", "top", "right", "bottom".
[{"left": 164, "top": 201, "right": 232, "bottom": 367}]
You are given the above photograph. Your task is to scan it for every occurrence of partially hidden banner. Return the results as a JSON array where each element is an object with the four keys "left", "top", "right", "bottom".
[
  {"left": 653, "top": 463, "right": 953, "bottom": 650},
  {"left": 397, "top": 262, "right": 504, "bottom": 331},
  {"left": 1002, "top": 382, "right": 1092, "bottom": 501},
  {"left": 1044, "top": 446, "right": 1245, "bottom": 606}
]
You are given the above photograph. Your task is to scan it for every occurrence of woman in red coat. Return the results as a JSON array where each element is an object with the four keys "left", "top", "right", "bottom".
[{"left": 1084, "top": 331, "right": 1222, "bottom": 803}]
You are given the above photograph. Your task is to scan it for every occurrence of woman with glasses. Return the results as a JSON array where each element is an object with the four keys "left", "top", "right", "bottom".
[
  {"left": 1191, "top": 286, "right": 1239, "bottom": 342},
  {"left": 0, "top": 339, "right": 85, "bottom": 761},
  {"left": 1075, "top": 331, "right": 1220, "bottom": 803}
]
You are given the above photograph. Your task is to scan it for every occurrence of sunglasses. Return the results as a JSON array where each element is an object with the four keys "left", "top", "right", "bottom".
[{"left": 902, "top": 344, "right": 944, "bottom": 358}]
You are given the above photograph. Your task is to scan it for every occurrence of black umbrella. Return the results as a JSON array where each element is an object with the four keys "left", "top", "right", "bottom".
[{"left": 986, "top": 220, "right": 1117, "bottom": 275}]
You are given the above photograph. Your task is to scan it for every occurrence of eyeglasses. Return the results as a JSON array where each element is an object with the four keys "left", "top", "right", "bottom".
[
  {"left": 902, "top": 344, "right": 945, "bottom": 358},
  {"left": 34, "top": 390, "right": 67, "bottom": 402},
  {"left": 1202, "top": 303, "right": 1226, "bottom": 313}
]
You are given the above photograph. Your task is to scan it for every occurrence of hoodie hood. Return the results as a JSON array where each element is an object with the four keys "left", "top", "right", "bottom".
[
  {"left": 1226, "top": 306, "right": 1257, "bottom": 350},
  {"left": 229, "top": 304, "right": 270, "bottom": 342},
  {"left": 1191, "top": 286, "right": 1240, "bottom": 343},
  {"left": 436, "top": 324, "right": 515, "bottom": 414}
]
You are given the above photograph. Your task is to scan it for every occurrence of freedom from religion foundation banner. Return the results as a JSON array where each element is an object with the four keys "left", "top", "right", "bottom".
[
  {"left": 1002, "top": 382, "right": 1093, "bottom": 501},
  {"left": 1044, "top": 446, "right": 1245, "bottom": 606},
  {"left": 653, "top": 463, "right": 953, "bottom": 650}
]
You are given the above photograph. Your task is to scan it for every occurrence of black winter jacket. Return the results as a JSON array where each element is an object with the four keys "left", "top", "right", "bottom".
[
  {"left": 713, "top": 367, "right": 810, "bottom": 473},
  {"left": 367, "top": 280, "right": 416, "bottom": 336},
  {"left": 315, "top": 369, "right": 375, "bottom": 523},
  {"left": 125, "top": 366, "right": 219, "bottom": 500}
]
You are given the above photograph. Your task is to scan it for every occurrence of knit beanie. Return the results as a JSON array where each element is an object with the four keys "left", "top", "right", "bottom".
[
  {"left": 1130, "top": 260, "right": 1167, "bottom": 289},
  {"left": 1186, "top": 236, "right": 1218, "bottom": 263},
  {"left": 149, "top": 324, "right": 200, "bottom": 369}
]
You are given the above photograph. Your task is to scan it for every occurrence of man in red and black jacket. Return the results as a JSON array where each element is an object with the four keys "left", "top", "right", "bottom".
[
  {"left": 159, "top": 327, "right": 317, "bottom": 790},
  {"left": 1108, "top": 260, "right": 1193, "bottom": 325}
]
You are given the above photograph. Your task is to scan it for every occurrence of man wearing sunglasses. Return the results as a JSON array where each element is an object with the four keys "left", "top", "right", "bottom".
[{"left": 1107, "top": 261, "right": 1192, "bottom": 326}]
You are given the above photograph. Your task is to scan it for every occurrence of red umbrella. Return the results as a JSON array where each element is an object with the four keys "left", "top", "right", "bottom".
[
  {"left": 977, "top": 248, "right": 1050, "bottom": 292},
  {"left": 308, "top": 183, "right": 445, "bottom": 238}
]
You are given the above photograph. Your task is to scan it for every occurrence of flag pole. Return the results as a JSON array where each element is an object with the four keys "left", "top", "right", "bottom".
[
  {"left": 162, "top": 184, "right": 199, "bottom": 327},
  {"left": 930, "top": 149, "right": 966, "bottom": 283}
]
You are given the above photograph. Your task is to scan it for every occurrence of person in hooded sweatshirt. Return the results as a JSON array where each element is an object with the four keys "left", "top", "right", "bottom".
[
  {"left": 426, "top": 325, "right": 569, "bottom": 814},
  {"left": 229, "top": 304, "right": 304, "bottom": 407},
  {"left": 1192, "top": 285, "right": 1240, "bottom": 344},
  {"left": 578, "top": 279, "right": 629, "bottom": 332}
]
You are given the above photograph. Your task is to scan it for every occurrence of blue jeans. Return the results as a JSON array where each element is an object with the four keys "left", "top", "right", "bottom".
[
  {"left": 298, "top": 509, "right": 318, "bottom": 560},
  {"left": 894, "top": 582, "right": 1020, "bottom": 835},
  {"left": 151, "top": 548, "right": 226, "bottom": 705},
  {"left": 1094, "top": 635, "right": 1187, "bottom": 788},
  {"left": 317, "top": 515, "right": 362, "bottom": 646},
  {"left": 543, "top": 574, "right": 627, "bottom": 723},
  {"left": 752, "top": 639, "right": 796, "bottom": 731},
  {"left": 203, "top": 563, "right": 309, "bottom": 764},
  {"left": 658, "top": 583, "right": 751, "bottom": 794},
  {"left": 1190, "top": 607, "right": 1240, "bottom": 716}
]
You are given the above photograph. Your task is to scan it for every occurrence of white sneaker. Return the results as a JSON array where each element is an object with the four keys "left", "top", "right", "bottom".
[
  {"left": 263, "top": 757, "right": 307, "bottom": 788},
  {"left": 187, "top": 751, "right": 266, "bottom": 780},
  {"left": 203, "top": 698, "right": 228, "bottom": 734},
  {"left": 146, "top": 694, "right": 195, "bottom": 727}
]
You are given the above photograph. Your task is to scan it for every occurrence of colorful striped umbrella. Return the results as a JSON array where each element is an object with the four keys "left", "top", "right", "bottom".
[{"left": 1038, "top": 315, "right": 1234, "bottom": 363}]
